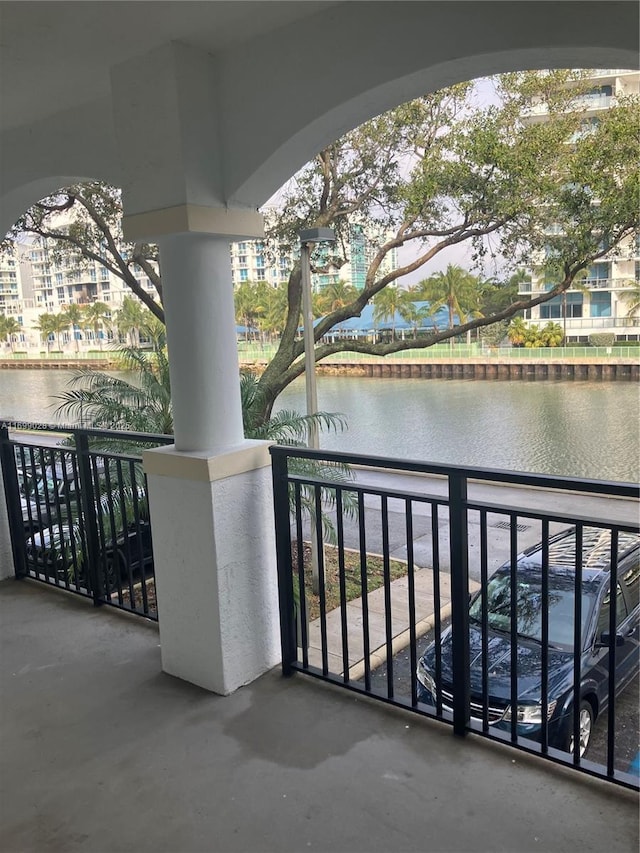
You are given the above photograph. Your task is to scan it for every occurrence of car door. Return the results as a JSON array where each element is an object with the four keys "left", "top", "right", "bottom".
[
  {"left": 616, "top": 551, "right": 640, "bottom": 689},
  {"left": 593, "top": 568, "right": 637, "bottom": 696}
]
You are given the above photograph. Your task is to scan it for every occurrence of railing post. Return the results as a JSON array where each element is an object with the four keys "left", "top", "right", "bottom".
[
  {"left": 449, "top": 471, "right": 470, "bottom": 736},
  {"left": 0, "top": 424, "right": 26, "bottom": 578},
  {"left": 270, "top": 447, "right": 297, "bottom": 676},
  {"left": 74, "top": 430, "right": 104, "bottom": 605}
]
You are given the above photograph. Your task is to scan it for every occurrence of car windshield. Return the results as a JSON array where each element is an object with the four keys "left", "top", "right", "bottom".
[{"left": 469, "top": 567, "right": 599, "bottom": 651}]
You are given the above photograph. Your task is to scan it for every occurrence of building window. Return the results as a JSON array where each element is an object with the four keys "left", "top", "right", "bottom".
[
  {"left": 100, "top": 268, "right": 110, "bottom": 280},
  {"left": 55, "top": 273, "right": 63, "bottom": 285},
  {"left": 539, "top": 293, "right": 583, "bottom": 320},
  {"left": 590, "top": 292, "right": 611, "bottom": 318},
  {"left": 239, "top": 269, "right": 248, "bottom": 282},
  {"left": 586, "top": 262, "right": 610, "bottom": 285},
  {"left": 256, "top": 269, "right": 266, "bottom": 281}
]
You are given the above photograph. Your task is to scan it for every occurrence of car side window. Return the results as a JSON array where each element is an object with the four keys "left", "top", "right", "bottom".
[
  {"left": 597, "top": 583, "right": 627, "bottom": 637},
  {"left": 621, "top": 557, "right": 639, "bottom": 611}
]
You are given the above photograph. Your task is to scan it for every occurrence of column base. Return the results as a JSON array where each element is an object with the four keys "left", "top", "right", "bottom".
[{"left": 143, "top": 440, "right": 280, "bottom": 694}]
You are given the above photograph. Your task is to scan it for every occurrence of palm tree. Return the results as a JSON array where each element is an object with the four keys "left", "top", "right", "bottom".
[
  {"left": 540, "top": 321, "right": 564, "bottom": 347},
  {"left": 55, "top": 337, "right": 345, "bottom": 445},
  {"left": 507, "top": 316, "right": 528, "bottom": 347},
  {"left": 55, "top": 340, "right": 173, "bottom": 435},
  {"left": 49, "top": 313, "right": 70, "bottom": 352},
  {"left": 234, "top": 281, "right": 260, "bottom": 340},
  {"left": 417, "top": 265, "right": 482, "bottom": 333},
  {"left": 33, "top": 313, "right": 57, "bottom": 353},
  {"left": 115, "top": 296, "right": 146, "bottom": 347},
  {"left": 0, "top": 314, "right": 22, "bottom": 352},
  {"left": 372, "top": 286, "right": 403, "bottom": 339},
  {"left": 620, "top": 283, "right": 640, "bottom": 319},
  {"left": 62, "top": 303, "right": 84, "bottom": 352},
  {"left": 82, "top": 301, "right": 111, "bottom": 350},
  {"left": 316, "top": 279, "right": 358, "bottom": 313}
]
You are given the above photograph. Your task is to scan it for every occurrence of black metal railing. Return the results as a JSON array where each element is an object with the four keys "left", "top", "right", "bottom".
[
  {"left": 270, "top": 445, "right": 640, "bottom": 790},
  {"left": 1, "top": 422, "right": 173, "bottom": 620}
]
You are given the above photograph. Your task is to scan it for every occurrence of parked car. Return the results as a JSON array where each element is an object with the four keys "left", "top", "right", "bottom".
[
  {"left": 16, "top": 452, "right": 107, "bottom": 534},
  {"left": 417, "top": 527, "right": 640, "bottom": 757},
  {"left": 18, "top": 462, "right": 81, "bottom": 533},
  {"left": 25, "top": 518, "right": 153, "bottom": 590}
]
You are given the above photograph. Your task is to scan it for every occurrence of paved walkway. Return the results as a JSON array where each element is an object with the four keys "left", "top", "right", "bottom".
[{"left": 307, "top": 566, "right": 479, "bottom": 677}]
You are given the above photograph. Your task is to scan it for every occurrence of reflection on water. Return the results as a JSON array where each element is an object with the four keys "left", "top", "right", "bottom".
[
  {"left": 1, "top": 369, "right": 638, "bottom": 481},
  {"left": 276, "top": 376, "right": 639, "bottom": 482}
]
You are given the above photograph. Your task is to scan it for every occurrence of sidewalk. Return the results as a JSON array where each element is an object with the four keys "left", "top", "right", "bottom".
[{"left": 306, "top": 564, "right": 479, "bottom": 677}]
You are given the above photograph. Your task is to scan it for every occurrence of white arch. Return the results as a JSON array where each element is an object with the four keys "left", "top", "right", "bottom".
[{"left": 0, "top": 1, "right": 637, "bottom": 231}]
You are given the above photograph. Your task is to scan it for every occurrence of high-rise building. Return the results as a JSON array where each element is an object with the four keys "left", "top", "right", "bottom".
[
  {"left": 229, "top": 221, "right": 399, "bottom": 293},
  {"left": 519, "top": 70, "right": 640, "bottom": 343}
]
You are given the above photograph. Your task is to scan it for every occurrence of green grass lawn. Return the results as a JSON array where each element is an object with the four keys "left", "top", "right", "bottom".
[{"left": 293, "top": 541, "right": 408, "bottom": 621}]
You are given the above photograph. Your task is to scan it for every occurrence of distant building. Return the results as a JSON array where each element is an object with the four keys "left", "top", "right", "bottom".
[
  {"left": 520, "top": 70, "right": 640, "bottom": 342},
  {"left": 229, "top": 221, "right": 399, "bottom": 292}
]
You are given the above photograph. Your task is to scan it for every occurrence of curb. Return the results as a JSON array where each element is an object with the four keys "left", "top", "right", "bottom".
[{"left": 347, "top": 602, "right": 453, "bottom": 682}]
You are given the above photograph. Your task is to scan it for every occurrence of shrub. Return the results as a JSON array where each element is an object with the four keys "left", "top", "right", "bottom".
[{"left": 588, "top": 333, "right": 616, "bottom": 348}]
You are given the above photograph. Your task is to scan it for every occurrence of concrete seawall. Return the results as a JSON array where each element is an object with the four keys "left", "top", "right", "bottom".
[
  {"left": 1, "top": 357, "right": 638, "bottom": 381},
  {"left": 314, "top": 360, "right": 639, "bottom": 381}
]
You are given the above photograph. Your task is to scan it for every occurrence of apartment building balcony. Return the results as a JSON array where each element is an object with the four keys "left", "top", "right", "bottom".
[{"left": 520, "top": 278, "right": 636, "bottom": 294}]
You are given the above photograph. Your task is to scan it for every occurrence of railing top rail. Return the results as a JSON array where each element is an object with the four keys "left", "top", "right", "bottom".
[
  {"left": 72, "top": 427, "right": 174, "bottom": 445},
  {"left": 287, "top": 472, "right": 449, "bottom": 506},
  {"left": 270, "top": 445, "right": 640, "bottom": 499}
]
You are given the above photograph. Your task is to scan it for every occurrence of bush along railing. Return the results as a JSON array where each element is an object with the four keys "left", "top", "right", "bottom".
[
  {"left": 0, "top": 422, "right": 173, "bottom": 619},
  {"left": 270, "top": 445, "right": 640, "bottom": 790}
]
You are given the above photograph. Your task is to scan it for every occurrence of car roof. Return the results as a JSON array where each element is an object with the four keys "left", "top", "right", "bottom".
[{"left": 510, "top": 528, "right": 640, "bottom": 583}]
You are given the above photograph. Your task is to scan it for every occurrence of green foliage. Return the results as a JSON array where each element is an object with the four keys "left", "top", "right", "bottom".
[
  {"left": 372, "top": 286, "right": 417, "bottom": 336},
  {"left": 0, "top": 314, "right": 22, "bottom": 350},
  {"left": 480, "top": 320, "right": 509, "bottom": 347},
  {"left": 619, "top": 284, "right": 640, "bottom": 319},
  {"left": 507, "top": 316, "right": 528, "bottom": 346},
  {"left": 416, "top": 265, "right": 483, "bottom": 331},
  {"left": 516, "top": 321, "right": 564, "bottom": 348},
  {"left": 508, "top": 317, "right": 565, "bottom": 348},
  {"left": 588, "top": 333, "right": 616, "bottom": 348}
]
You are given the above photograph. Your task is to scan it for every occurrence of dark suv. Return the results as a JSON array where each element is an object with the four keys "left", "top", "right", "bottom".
[{"left": 417, "top": 527, "right": 640, "bottom": 756}]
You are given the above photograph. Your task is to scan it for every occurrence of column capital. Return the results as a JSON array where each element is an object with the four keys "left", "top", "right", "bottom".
[{"left": 122, "top": 204, "right": 264, "bottom": 242}]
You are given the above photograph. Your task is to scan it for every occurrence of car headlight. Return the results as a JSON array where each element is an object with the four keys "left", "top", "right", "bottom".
[
  {"left": 417, "top": 659, "right": 436, "bottom": 695},
  {"left": 503, "top": 700, "right": 557, "bottom": 724}
]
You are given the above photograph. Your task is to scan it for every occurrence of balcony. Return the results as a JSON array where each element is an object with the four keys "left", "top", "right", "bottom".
[
  {"left": 1, "top": 427, "right": 639, "bottom": 852},
  {"left": 1, "top": 579, "right": 638, "bottom": 853}
]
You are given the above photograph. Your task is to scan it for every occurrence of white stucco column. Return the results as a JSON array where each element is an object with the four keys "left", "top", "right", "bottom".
[
  {"left": 110, "top": 43, "right": 280, "bottom": 694},
  {"left": 130, "top": 215, "right": 280, "bottom": 695},
  {"left": 143, "top": 443, "right": 280, "bottom": 695},
  {"left": 158, "top": 232, "right": 244, "bottom": 452}
]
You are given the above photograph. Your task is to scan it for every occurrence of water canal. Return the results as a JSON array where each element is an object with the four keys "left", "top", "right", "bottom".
[{"left": 1, "top": 370, "right": 638, "bottom": 482}]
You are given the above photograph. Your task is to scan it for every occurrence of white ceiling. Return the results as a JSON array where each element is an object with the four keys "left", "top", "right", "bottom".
[{"left": 0, "top": 1, "right": 337, "bottom": 131}]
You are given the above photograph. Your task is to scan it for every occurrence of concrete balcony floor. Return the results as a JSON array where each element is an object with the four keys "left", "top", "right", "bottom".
[{"left": 1, "top": 580, "right": 638, "bottom": 853}]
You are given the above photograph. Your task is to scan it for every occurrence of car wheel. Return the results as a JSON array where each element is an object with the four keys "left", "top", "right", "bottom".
[
  {"left": 567, "top": 700, "right": 594, "bottom": 758},
  {"left": 105, "top": 551, "right": 125, "bottom": 593}
]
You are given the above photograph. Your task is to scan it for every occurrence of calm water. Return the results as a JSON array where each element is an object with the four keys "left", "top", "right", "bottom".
[{"left": 1, "top": 370, "right": 638, "bottom": 482}]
